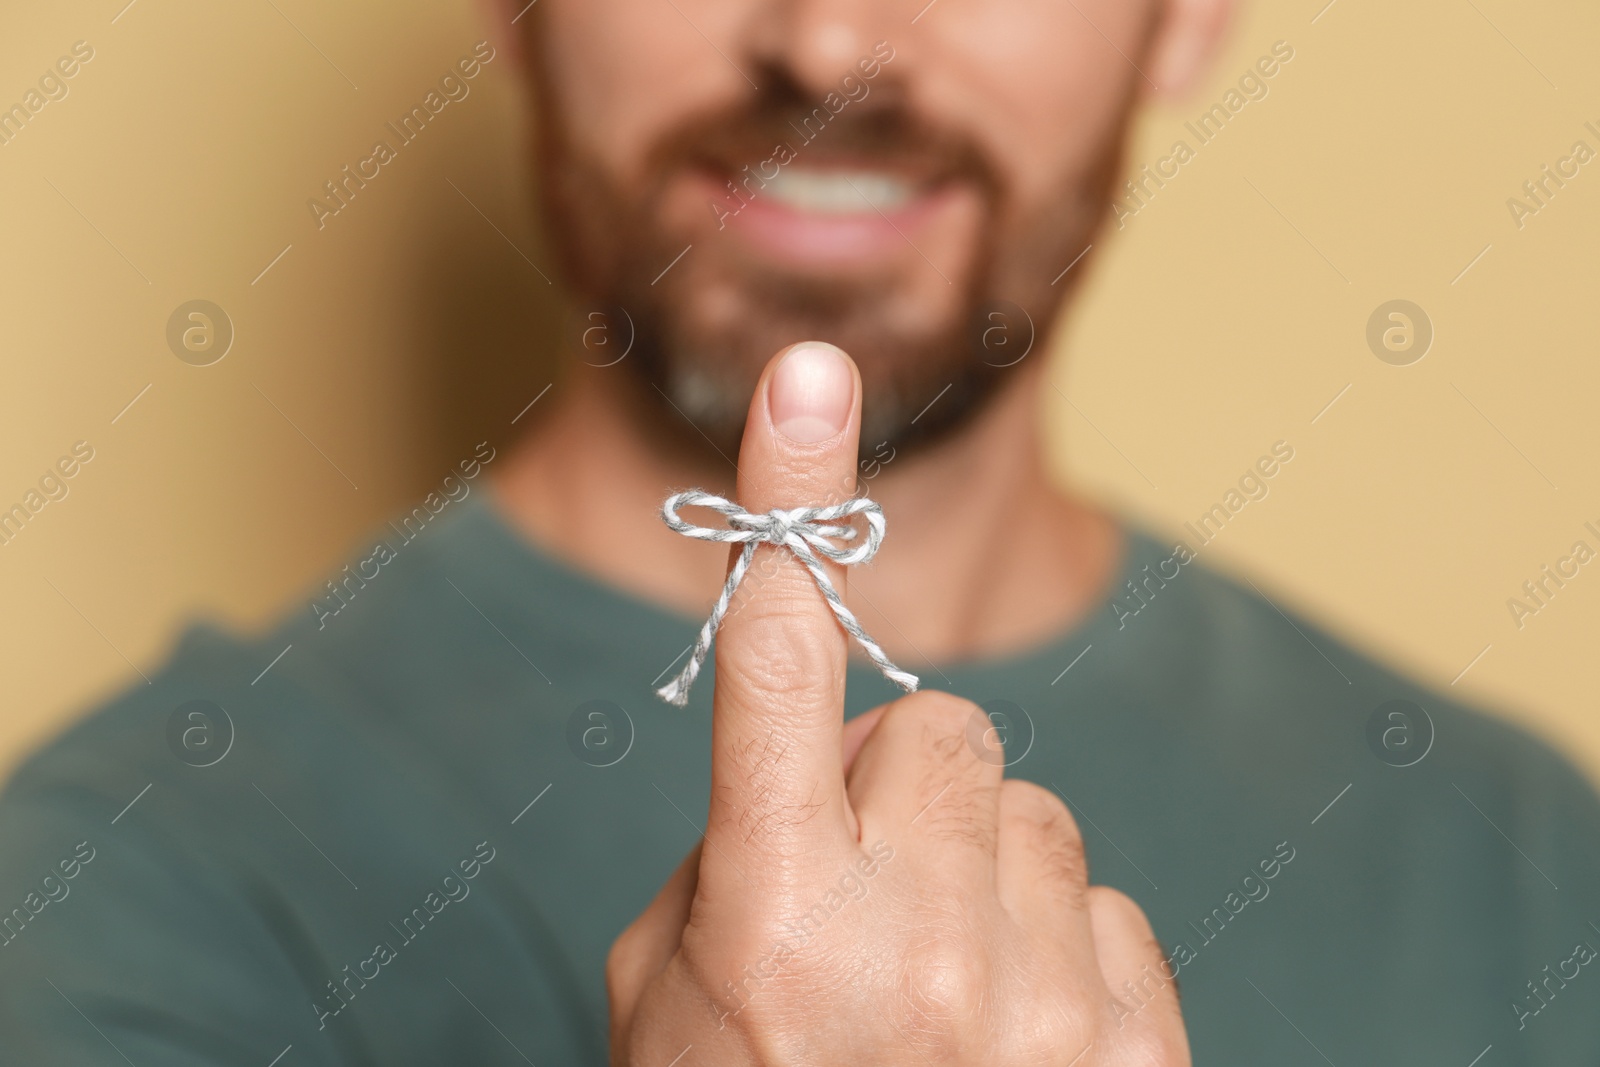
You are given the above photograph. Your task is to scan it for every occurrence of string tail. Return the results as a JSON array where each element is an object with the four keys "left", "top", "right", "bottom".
[
  {"left": 789, "top": 539, "right": 920, "bottom": 698},
  {"left": 654, "top": 538, "right": 759, "bottom": 706},
  {"left": 652, "top": 490, "right": 921, "bottom": 706},
  {"left": 655, "top": 586, "right": 723, "bottom": 707},
  {"left": 655, "top": 665, "right": 696, "bottom": 708}
]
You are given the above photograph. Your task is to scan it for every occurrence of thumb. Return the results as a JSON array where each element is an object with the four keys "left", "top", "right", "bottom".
[{"left": 704, "top": 342, "right": 863, "bottom": 867}]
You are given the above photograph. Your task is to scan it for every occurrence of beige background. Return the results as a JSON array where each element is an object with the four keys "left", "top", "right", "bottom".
[{"left": 1, "top": 0, "right": 1595, "bottom": 782}]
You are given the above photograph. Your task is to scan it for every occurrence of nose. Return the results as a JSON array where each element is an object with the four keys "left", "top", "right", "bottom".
[{"left": 742, "top": 0, "right": 901, "bottom": 98}]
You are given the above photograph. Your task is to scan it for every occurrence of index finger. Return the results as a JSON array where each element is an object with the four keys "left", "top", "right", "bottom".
[{"left": 704, "top": 342, "right": 864, "bottom": 868}]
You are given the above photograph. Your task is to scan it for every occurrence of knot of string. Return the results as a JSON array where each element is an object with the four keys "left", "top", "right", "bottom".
[{"left": 654, "top": 489, "right": 920, "bottom": 706}]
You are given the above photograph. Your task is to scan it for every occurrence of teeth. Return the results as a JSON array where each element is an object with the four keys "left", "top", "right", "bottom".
[{"left": 761, "top": 169, "right": 915, "bottom": 214}]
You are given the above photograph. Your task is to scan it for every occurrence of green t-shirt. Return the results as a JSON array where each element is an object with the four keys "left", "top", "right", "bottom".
[{"left": 1, "top": 495, "right": 1596, "bottom": 1065}]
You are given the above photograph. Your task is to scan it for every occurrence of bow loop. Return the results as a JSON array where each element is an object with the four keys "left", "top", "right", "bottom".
[{"left": 654, "top": 489, "right": 919, "bottom": 706}]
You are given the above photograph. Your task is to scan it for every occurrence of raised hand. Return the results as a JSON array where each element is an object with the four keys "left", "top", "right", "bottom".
[{"left": 608, "top": 342, "right": 1189, "bottom": 1066}]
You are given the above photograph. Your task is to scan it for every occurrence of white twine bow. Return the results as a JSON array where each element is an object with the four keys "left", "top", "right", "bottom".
[{"left": 655, "top": 489, "right": 920, "bottom": 706}]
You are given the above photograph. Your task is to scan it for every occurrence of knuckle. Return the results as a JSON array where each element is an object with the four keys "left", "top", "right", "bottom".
[
  {"left": 891, "top": 688, "right": 982, "bottom": 739},
  {"left": 1038, "top": 830, "right": 1088, "bottom": 903},
  {"left": 1002, "top": 780, "right": 1088, "bottom": 891},
  {"left": 718, "top": 610, "right": 841, "bottom": 710},
  {"left": 881, "top": 690, "right": 997, "bottom": 789},
  {"left": 920, "top": 796, "right": 997, "bottom": 855},
  {"left": 1009, "top": 1022, "right": 1063, "bottom": 1066},
  {"left": 927, "top": 725, "right": 974, "bottom": 770},
  {"left": 1047, "top": 847, "right": 1090, "bottom": 910},
  {"left": 1020, "top": 1012, "right": 1092, "bottom": 1066},
  {"left": 1001, "top": 778, "right": 1073, "bottom": 829},
  {"left": 897, "top": 924, "right": 991, "bottom": 1035},
  {"left": 1005, "top": 985, "right": 1100, "bottom": 1064},
  {"left": 1088, "top": 884, "right": 1156, "bottom": 940},
  {"left": 1115, "top": 1021, "right": 1192, "bottom": 1067},
  {"left": 673, "top": 923, "right": 767, "bottom": 1005}
]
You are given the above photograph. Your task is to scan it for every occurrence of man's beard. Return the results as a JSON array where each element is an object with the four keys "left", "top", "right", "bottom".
[
  {"left": 610, "top": 246, "right": 1017, "bottom": 459},
  {"left": 534, "top": 67, "right": 1128, "bottom": 460}
]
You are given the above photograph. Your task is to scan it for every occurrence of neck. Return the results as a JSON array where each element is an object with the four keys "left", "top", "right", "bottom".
[{"left": 491, "top": 360, "right": 1121, "bottom": 670}]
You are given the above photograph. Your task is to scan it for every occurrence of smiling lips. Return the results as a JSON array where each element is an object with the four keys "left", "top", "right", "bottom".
[
  {"left": 761, "top": 168, "right": 918, "bottom": 213},
  {"left": 694, "top": 163, "right": 965, "bottom": 270}
]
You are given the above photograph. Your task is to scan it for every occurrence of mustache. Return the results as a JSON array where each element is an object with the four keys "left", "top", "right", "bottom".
[{"left": 643, "top": 67, "right": 1001, "bottom": 195}]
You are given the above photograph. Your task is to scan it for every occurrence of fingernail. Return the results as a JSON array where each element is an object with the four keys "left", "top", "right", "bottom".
[{"left": 769, "top": 343, "right": 853, "bottom": 444}]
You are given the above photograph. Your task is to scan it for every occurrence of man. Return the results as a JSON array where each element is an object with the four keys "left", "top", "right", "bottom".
[{"left": 1, "top": 0, "right": 1596, "bottom": 1063}]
